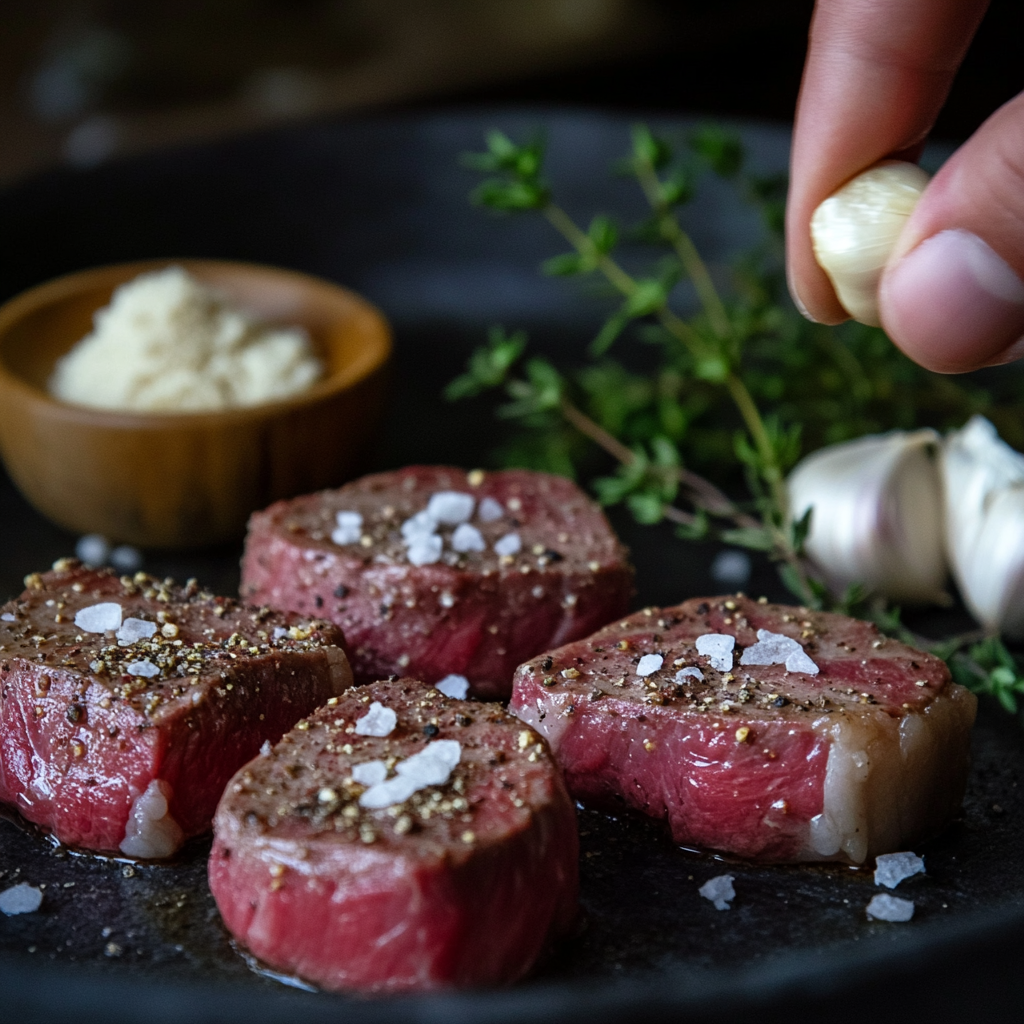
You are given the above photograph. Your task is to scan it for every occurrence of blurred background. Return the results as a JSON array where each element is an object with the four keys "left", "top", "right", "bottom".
[{"left": 1, "top": 0, "right": 1022, "bottom": 188}]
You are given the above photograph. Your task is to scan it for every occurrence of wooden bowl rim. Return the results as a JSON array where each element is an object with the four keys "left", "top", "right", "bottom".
[{"left": 0, "top": 258, "right": 392, "bottom": 429}]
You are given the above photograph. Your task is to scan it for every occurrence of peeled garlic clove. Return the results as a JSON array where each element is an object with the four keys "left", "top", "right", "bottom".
[
  {"left": 811, "top": 161, "right": 930, "bottom": 326},
  {"left": 787, "top": 430, "right": 946, "bottom": 603},
  {"left": 941, "top": 416, "right": 1024, "bottom": 638}
]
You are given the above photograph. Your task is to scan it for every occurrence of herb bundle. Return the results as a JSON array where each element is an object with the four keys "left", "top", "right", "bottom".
[{"left": 447, "top": 124, "right": 1024, "bottom": 710}]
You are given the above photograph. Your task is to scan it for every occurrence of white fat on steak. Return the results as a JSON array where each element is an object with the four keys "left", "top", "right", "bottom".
[
  {"left": 120, "top": 779, "right": 184, "bottom": 858},
  {"left": 805, "top": 686, "right": 974, "bottom": 862}
]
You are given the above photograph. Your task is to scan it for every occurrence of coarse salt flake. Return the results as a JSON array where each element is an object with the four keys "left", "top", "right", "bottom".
[
  {"left": 699, "top": 874, "right": 735, "bottom": 911},
  {"left": 637, "top": 654, "right": 664, "bottom": 677},
  {"left": 74, "top": 602, "right": 123, "bottom": 633},
  {"left": 359, "top": 740, "right": 461, "bottom": 809},
  {"left": 739, "top": 629, "right": 819, "bottom": 675},
  {"left": 426, "top": 491, "right": 475, "bottom": 525},
  {"left": 696, "top": 634, "right": 735, "bottom": 672},
  {"left": 272, "top": 626, "right": 288, "bottom": 640},
  {"left": 401, "top": 510, "right": 438, "bottom": 543},
  {"left": 675, "top": 666, "right": 704, "bottom": 683},
  {"left": 126, "top": 659, "right": 160, "bottom": 678},
  {"left": 436, "top": 674, "right": 470, "bottom": 699},
  {"left": 874, "top": 851, "right": 925, "bottom": 889},
  {"left": 259, "top": 740, "right": 272, "bottom": 757},
  {"left": 0, "top": 883, "right": 43, "bottom": 916},
  {"left": 331, "top": 511, "right": 363, "bottom": 545},
  {"left": 354, "top": 701, "right": 397, "bottom": 737},
  {"left": 866, "top": 894, "right": 914, "bottom": 922},
  {"left": 351, "top": 760, "right": 388, "bottom": 787},
  {"left": 451, "top": 523, "right": 486, "bottom": 553},
  {"left": 1, "top": 612, "right": 15, "bottom": 622},
  {"left": 117, "top": 617, "right": 158, "bottom": 645},
  {"left": 494, "top": 533, "right": 522, "bottom": 557},
  {"left": 478, "top": 496, "right": 504, "bottom": 522},
  {"left": 406, "top": 534, "right": 443, "bottom": 567}
]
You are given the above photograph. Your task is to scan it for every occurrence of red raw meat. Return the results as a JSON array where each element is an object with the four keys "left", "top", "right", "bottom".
[
  {"left": 511, "top": 595, "right": 976, "bottom": 863},
  {"left": 240, "top": 466, "right": 633, "bottom": 699},
  {"left": 210, "top": 678, "right": 578, "bottom": 993},
  {"left": 0, "top": 561, "right": 351, "bottom": 855}
]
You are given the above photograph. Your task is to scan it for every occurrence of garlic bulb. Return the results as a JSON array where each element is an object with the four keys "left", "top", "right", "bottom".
[
  {"left": 787, "top": 430, "right": 946, "bottom": 603},
  {"left": 811, "top": 161, "right": 930, "bottom": 326},
  {"left": 941, "top": 416, "right": 1024, "bottom": 639}
]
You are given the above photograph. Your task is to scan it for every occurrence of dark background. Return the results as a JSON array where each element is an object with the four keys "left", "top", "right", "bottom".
[{"left": 2, "top": 1, "right": 1023, "bottom": 187}]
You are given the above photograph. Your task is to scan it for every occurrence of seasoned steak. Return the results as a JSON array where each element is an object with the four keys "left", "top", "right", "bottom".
[
  {"left": 511, "top": 595, "right": 976, "bottom": 863},
  {"left": 209, "top": 678, "right": 578, "bottom": 993},
  {"left": 241, "top": 466, "right": 633, "bottom": 699},
  {"left": 0, "top": 561, "right": 351, "bottom": 857}
]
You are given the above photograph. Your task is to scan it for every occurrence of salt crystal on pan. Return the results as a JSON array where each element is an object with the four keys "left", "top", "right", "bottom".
[
  {"left": 74, "top": 602, "right": 122, "bottom": 633},
  {"left": 76, "top": 533, "right": 111, "bottom": 567},
  {"left": 637, "top": 654, "right": 664, "bottom": 677},
  {"left": 401, "top": 510, "right": 438, "bottom": 543},
  {"left": 426, "top": 491, "right": 475, "bottom": 525},
  {"left": 354, "top": 701, "right": 397, "bottom": 737},
  {"left": 331, "top": 510, "right": 363, "bottom": 546},
  {"left": 0, "top": 883, "right": 43, "bottom": 916},
  {"left": 478, "top": 496, "right": 504, "bottom": 522},
  {"left": 359, "top": 740, "right": 461, "bottom": 809},
  {"left": 272, "top": 626, "right": 288, "bottom": 640},
  {"left": 696, "top": 634, "right": 735, "bottom": 672},
  {"left": 494, "top": 533, "right": 522, "bottom": 557},
  {"left": 740, "top": 629, "right": 819, "bottom": 675},
  {"left": 451, "top": 523, "right": 486, "bottom": 553},
  {"left": 126, "top": 659, "right": 160, "bottom": 678},
  {"left": 407, "top": 534, "right": 443, "bottom": 567},
  {"left": 117, "top": 617, "right": 157, "bottom": 645},
  {"left": 675, "top": 666, "right": 704, "bottom": 683},
  {"left": 1, "top": 612, "right": 15, "bottom": 622},
  {"left": 110, "top": 545, "right": 143, "bottom": 573},
  {"left": 436, "top": 674, "right": 470, "bottom": 699},
  {"left": 866, "top": 894, "right": 915, "bottom": 922},
  {"left": 699, "top": 874, "right": 735, "bottom": 911},
  {"left": 874, "top": 851, "right": 925, "bottom": 889},
  {"left": 352, "top": 760, "right": 388, "bottom": 787}
]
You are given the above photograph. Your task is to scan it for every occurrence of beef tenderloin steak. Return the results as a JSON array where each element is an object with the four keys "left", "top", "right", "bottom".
[
  {"left": 209, "top": 678, "right": 578, "bottom": 993},
  {"left": 0, "top": 561, "right": 351, "bottom": 857},
  {"left": 240, "top": 466, "right": 633, "bottom": 699},
  {"left": 510, "top": 595, "right": 976, "bottom": 863}
]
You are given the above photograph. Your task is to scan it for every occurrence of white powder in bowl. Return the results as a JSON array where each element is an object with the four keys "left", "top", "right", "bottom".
[{"left": 50, "top": 266, "right": 323, "bottom": 412}]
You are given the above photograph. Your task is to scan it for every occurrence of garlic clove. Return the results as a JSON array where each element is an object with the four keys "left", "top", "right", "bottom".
[
  {"left": 940, "top": 416, "right": 1024, "bottom": 638},
  {"left": 810, "top": 161, "right": 930, "bottom": 326},
  {"left": 787, "top": 429, "right": 946, "bottom": 603}
]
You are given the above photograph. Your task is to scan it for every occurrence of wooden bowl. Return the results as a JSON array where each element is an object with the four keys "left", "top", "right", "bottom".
[{"left": 0, "top": 260, "right": 391, "bottom": 548}]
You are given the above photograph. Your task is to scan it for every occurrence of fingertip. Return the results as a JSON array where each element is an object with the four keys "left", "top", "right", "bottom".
[{"left": 880, "top": 229, "right": 1024, "bottom": 373}]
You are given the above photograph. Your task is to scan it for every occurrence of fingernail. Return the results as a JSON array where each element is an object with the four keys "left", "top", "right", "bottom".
[{"left": 881, "top": 229, "right": 1024, "bottom": 372}]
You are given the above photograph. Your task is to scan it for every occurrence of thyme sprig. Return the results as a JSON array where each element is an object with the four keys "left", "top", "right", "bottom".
[{"left": 449, "top": 124, "right": 1024, "bottom": 711}]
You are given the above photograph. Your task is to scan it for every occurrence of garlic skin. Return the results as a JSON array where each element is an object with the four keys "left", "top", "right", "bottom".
[
  {"left": 811, "top": 161, "right": 930, "bottom": 327},
  {"left": 787, "top": 430, "right": 946, "bottom": 603},
  {"left": 941, "top": 416, "right": 1024, "bottom": 639}
]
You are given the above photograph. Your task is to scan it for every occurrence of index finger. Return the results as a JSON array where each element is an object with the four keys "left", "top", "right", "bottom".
[{"left": 786, "top": 0, "right": 989, "bottom": 323}]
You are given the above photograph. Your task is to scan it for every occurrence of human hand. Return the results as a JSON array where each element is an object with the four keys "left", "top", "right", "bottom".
[{"left": 787, "top": 0, "right": 1024, "bottom": 373}]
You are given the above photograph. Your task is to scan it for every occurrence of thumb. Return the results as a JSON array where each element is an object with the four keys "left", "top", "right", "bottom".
[{"left": 879, "top": 92, "right": 1024, "bottom": 374}]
